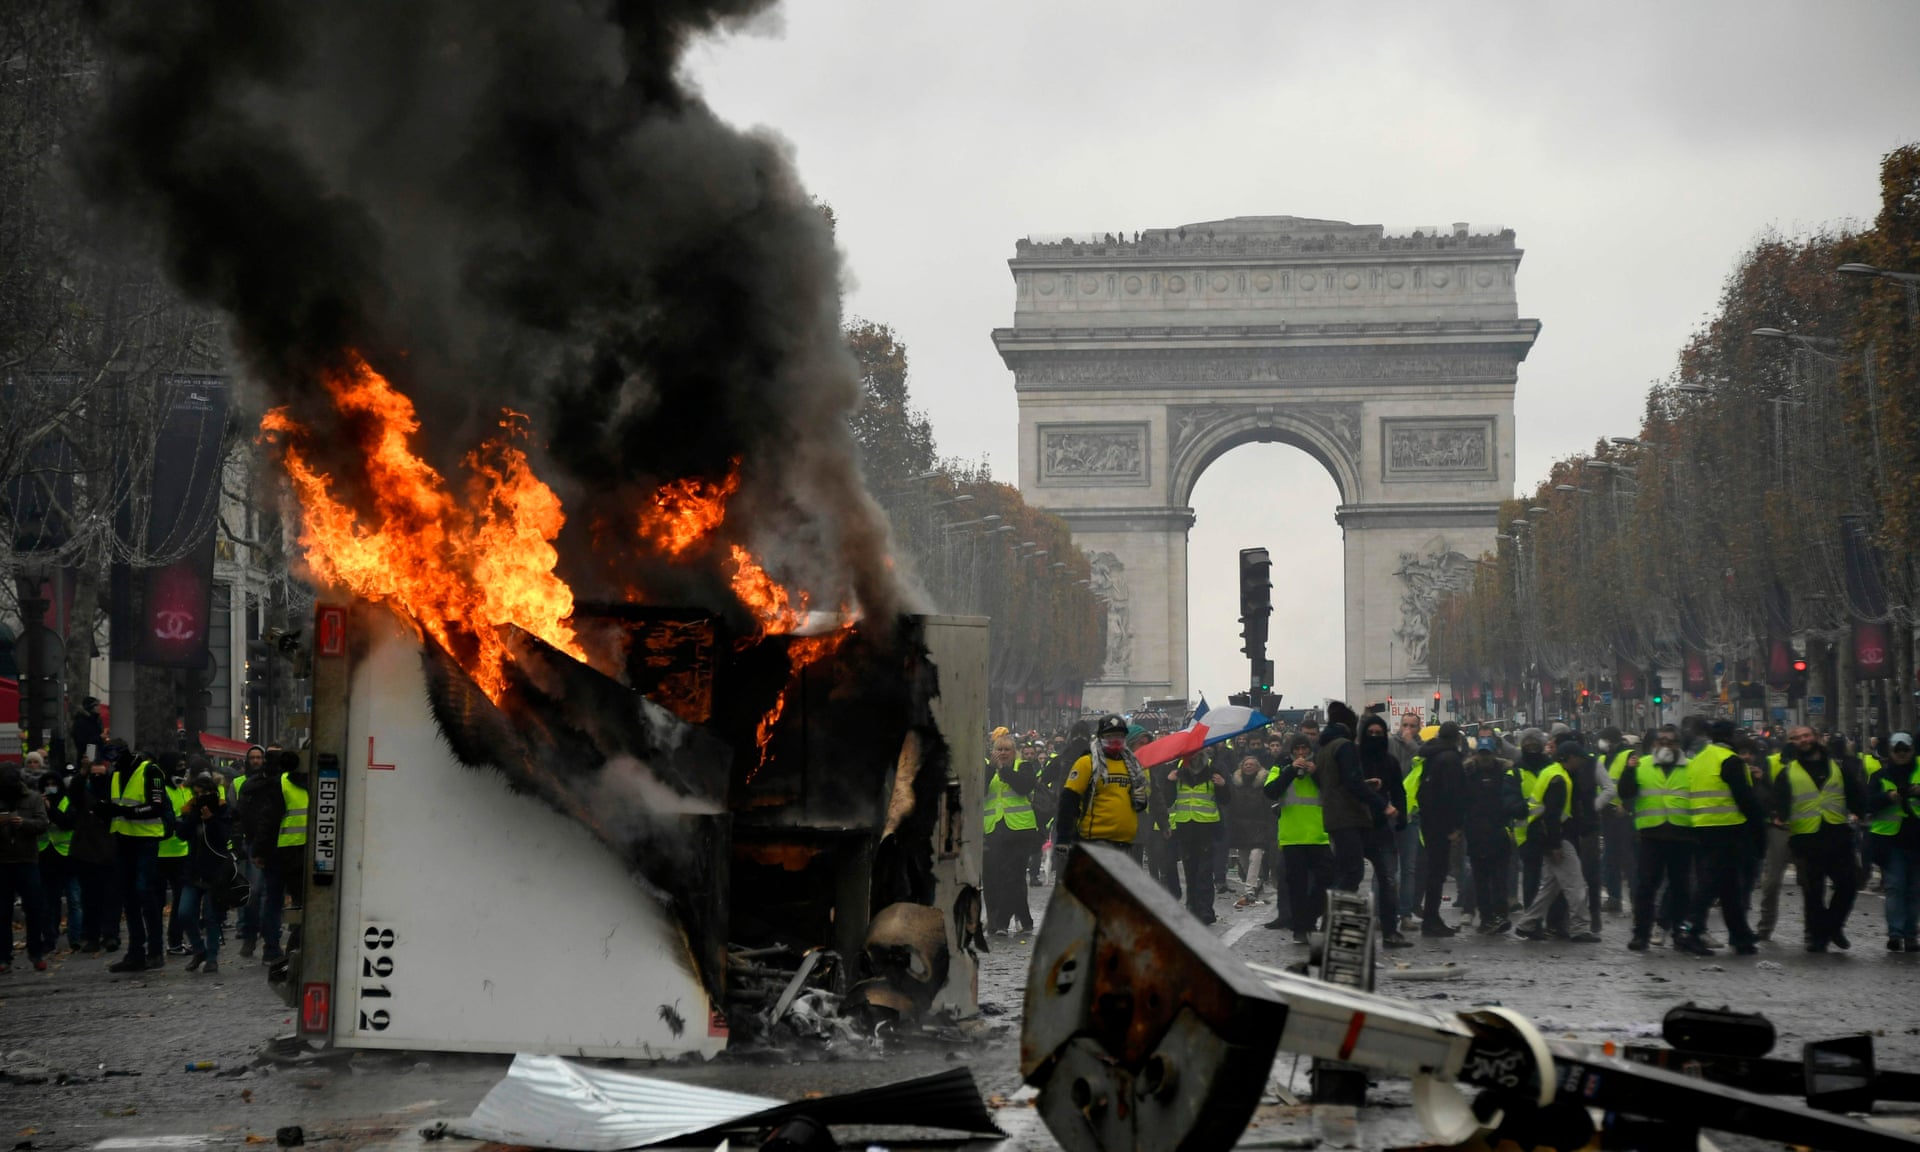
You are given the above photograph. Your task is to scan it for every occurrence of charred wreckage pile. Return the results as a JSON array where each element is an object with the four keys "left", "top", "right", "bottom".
[{"left": 75, "top": 0, "right": 983, "bottom": 1047}]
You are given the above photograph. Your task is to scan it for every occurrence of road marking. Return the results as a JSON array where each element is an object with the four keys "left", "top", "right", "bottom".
[
  {"left": 96, "top": 1138, "right": 212, "bottom": 1150},
  {"left": 1222, "top": 919, "right": 1261, "bottom": 949}
]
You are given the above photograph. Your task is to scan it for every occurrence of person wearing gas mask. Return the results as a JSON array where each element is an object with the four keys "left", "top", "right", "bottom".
[
  {"left": 250, "top": 749, "right": 311, "bottom": 965},
  {"left": 1055, "top": 714, "right": 1150, "bottom": 867},
  {"left": 0, "top": 761, "right": 52, "bottom": 972},
  {"left": 1620, "top": 727, "right": 1698, "bottom": 952}
]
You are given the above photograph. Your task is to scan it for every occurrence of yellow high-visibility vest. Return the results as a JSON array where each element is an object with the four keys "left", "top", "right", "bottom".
[
  {"left": 1171, "top": 781, "right": 1221, "bottom": 825},
  {"left": 1528, "top": 762, "right": 1572, "bottom": 824},
  {"left": 159, "top": 784, "right": 193, "bottom": 858},
  {"left": 1686, "top": 745, "right": 1745, "bottom": 827},
  {"left": 110, "top": 761, "right": 167, "bottom": 837},
  {"left": 1631, "top": 759, "right": 1693, "bottom": 830},
  {"left": 278, "top": 775, "right": 310, "bottom": 848},
  {"left": 1267, "top": 766, "right": 1328, "bottom": 847},
  {"left": 983, "top": 767, "right": 1037, "bottom": 834},
  {"left": 1783, "top": 761, "right": 1848, "bottom": 835}
]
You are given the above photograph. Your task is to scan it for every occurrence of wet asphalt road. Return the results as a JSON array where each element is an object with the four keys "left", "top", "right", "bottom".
[{"left": 9, "top": 866, "right": 1920, "bottom": 1151}]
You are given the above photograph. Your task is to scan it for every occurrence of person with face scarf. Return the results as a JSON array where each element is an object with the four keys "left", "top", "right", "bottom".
[
  {"left": 1056, "top": 715, "right": 1150, "bottom": 865},
  {"left": 250, "top": 749, "right": 311, "bottom": 964},
  {"left": 0, "top": 762, "right": 52, "bottom": 972},
  {"left": 1619, "top": 726, "right": 1700, "bottom": 952},
  {"left": 1771, "top": 725, "right": 1875, "bottom": 952},
  {"left": 1334, "top": 708, "right": 1410, "bottom": 947}
]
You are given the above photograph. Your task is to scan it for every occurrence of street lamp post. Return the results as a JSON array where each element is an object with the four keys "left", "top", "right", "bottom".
[{"left": 1838, "top": 263, "right": 1920, "bottom": 323}]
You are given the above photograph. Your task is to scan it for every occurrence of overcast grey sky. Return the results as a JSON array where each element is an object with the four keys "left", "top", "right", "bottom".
[{"left": 687, "top": 1, "right": 1920, "bottom": 710}]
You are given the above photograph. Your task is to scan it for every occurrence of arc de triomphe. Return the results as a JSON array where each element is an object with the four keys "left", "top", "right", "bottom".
[{"left": 993, "top": 216, "right": 1540, "bottom": 713}]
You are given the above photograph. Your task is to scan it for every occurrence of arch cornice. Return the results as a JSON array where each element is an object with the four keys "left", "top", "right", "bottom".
[{"left": 1168, "top": 401, "right": 1362, "bottom": 507}]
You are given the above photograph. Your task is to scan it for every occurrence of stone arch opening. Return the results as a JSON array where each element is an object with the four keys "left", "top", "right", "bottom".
[{"left": 1186, "top": 441, "right": 1345, "bottom": 705}]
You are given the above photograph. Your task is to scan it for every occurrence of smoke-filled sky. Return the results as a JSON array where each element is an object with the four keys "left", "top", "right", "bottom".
[{"left": 687, "top": 0, "right": 1920, "bottom": 708}]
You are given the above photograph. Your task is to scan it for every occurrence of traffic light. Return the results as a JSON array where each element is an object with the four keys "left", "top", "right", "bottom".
[
  {"left": 1650, "top": 672, "right": 1664, "bottom": 707},
  {"left": 246, "top": 639, "right": 271, "bottom": 694},
  {"left": 1432, "top": 690, "right": 1441, "bottom": 719},
  {"left": 1237, "top": 548, "right": 1272, "bottom": 659},
  {"left": 1254, "top": 658, "right": 1274, "bottom": 692},
  {"left": 1790, "top": 655, "right": 1809, "bottom": 700}
]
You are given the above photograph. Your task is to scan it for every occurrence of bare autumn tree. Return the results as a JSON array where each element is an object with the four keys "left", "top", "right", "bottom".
[
  {"left": 1, "top": 0, "right": 231, "bottom": 748},
  {"left": 845, "top": 320, "right": 1104, "bottom": 725}
]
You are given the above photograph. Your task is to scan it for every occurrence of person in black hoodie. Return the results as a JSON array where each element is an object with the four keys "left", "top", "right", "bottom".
[
  {"left": 1326, "top": 706, "right": 1410, "bottom": 947},
  {"left": 1460, "top": 735, "right": 1525, "bottom": 933},
  {"left": 1415, "top": 722, "right": 1467, "bottom": 936},
  {"left": 175, "top": 772, "right": 242, "bottom": 974}
]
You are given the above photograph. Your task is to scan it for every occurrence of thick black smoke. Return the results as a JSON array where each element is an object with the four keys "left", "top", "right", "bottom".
[{"left": 79, "top": 0, "right": 901, "bottom": 628}]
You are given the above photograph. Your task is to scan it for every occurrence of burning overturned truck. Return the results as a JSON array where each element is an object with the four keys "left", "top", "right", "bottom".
[{"left": 286, "top": 599, "right": 986, "bottom": 1059}]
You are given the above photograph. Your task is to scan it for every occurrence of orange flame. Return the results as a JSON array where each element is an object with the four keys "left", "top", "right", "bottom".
[
  {"left": 637, "top": 471, "right": 740, "bottom": 558},
  {"left": 261, "top": 356, "right": 583, "bottom": 699}
]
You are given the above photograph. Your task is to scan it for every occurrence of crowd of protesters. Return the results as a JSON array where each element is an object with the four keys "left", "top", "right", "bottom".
[
  {"left": 978, "top": 700, "right": 1920, "bottom": 958},
  {"left": 2, "top": 701, "right": 309, "bottom": 975}
]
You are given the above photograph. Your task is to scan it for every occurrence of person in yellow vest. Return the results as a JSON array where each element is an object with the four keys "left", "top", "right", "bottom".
[
  {"left": 1263, "top": 732, "right": 1333, "bottom": 943},
  {"left": 249, "top": 748, "right": 310, "bottom": 965},
  {"left": 1514, "top": 735, "right": 1601, "bottom": 942},
  {"left": 35, "top": 761, "right": 83, "bottom": 956},
  {"left": 1678, "top": 719, "right": 1765, "bottom": 956},
  {"left": 1770, "top": 725, "right": 1874, "bottom": 952},
  {"left": 982, "top": 734, "right": 1040, "bottom": 935},
  {"left": 1868, "top": 732, "right": 1920, "bottom": 951},
  {"left": 1166, "top": 751, "right": 1232, "bottom": 925},
  {"left": 1511, "top": 730, "right": 1550, "bottom": 909},
  {"left": 1055, "top": 714, "right": 1150, "bottom": 864},
  {"left": 1617, "top": 726, "right": 1701, "bottom": 953},
  {"left": 107, "top": 746, "right": 174, "bottom": 972},
  {"left": 159, "top": 755, "right": 198, "bottom": 957}
]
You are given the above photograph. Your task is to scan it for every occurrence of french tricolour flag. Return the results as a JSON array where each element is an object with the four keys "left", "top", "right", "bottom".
[{"left": 1135, "top": 697, "right": 1273, "bottom": 769}]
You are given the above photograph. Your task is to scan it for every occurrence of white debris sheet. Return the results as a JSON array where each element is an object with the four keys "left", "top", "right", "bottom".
[{"left": 442, "top": 1053, "right": 1002, "bottom": 1150}]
